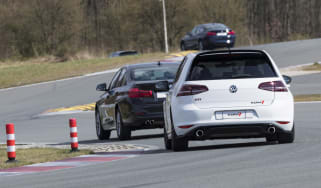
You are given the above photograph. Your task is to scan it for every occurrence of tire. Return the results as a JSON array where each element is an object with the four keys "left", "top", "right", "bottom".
[
  {"left": 164, "top": 126, "right": 172, "bottom": 150},
  {"left": 278, "top": 124, "right": 295, "bottom": 144},
  {"left": 171, "top": 111, "right": 188, "bottom": 151},
  {"left": 172, "top": 131, "right": 188, "bottom": 152},
  {"left": 116, "top": 109, "right": 131, "bottom": 140},
  {"left": 198, "top": 41, "right": 204, "bottom": 51},
  {"left": 180, "top": 42, "right": 186, "bottom": 51},
  {"left": 95, "top": 110, "right": 111, "bottom": 140}
]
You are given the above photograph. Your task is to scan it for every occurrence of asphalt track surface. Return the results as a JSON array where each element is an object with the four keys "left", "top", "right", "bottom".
[{"left": 1, "top": 39, "right": 321, "bottom": 187}]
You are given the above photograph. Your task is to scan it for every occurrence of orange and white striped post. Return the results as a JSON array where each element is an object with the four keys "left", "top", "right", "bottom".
[
  {"left": 6, "top": 123, "right": 17, "bottom": 163},
  {"left": 69, "top": 118, "right": 79, "bottom": 152}
]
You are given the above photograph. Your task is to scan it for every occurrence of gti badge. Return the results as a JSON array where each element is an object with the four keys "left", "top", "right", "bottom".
[{"left": 229, "top": 85, "right": 238, "bottom": 93}]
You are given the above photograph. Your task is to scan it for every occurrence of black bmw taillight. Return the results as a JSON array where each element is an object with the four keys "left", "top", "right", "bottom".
[
  {"left": 128, "top": 88, "right": 153, "bottom": 98},
  {"left": 207, "top": 32, "right": 216, "bottom": 36},
  {"left": 258, "top": 81, "right": 288, "bottom": 92},
  {"left": 177, "top": 84, "right": 208, "bottom": 97}
]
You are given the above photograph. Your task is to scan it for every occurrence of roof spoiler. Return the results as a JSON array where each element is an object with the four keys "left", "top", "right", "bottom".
[{"left": 196, "top": 49, "right": 266, "bottom": 57}]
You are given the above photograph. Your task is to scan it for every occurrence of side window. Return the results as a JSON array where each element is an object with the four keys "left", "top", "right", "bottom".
[
  {"left": 108, "top": 70, "right": 121, "bottom": 90},
  {"left": 116, "top": 68, "right": 127, "bottom": 87},
  {"left": 197, "top": 27, "right": 204, "bottom": 34},
  {"left": 174, "top": 57, "right": 187, "bottom": 83},
  {"left": 191, "top": 27, "right": 198, "bottom": 35}
]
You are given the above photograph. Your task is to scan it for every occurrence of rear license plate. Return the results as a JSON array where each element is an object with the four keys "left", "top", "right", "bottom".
[
  {"left": 157, "top": 92, "right": 167, "bottom": 99},
  {"left": 217, "top": 33, "right": 227, "bottom": 36},
  {"left": 223, "top": 110, "right": 246, "bottom": 119}
]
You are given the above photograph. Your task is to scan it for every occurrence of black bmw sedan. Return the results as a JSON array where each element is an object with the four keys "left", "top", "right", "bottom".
[
  {"left": 180, "top": 23, "right": 235, "bottom": 51},
  {"left": 95, "top": 61, "right": 180, "bottom": 140}
]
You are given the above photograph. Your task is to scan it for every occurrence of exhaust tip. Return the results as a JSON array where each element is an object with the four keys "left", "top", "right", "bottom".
[
  {"left": 267, "top": 127, "right": 276, "bottom": 134},
  {"left": 195, "top": 129, "right": 204, "bottom": 137},
  {"left": 145, "top": 120, "right": 155, "bottom": 126}
]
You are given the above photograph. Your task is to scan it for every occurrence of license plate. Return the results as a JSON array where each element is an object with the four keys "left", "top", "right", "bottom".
[
  {"left": 223, "top": 110, "right": 246, "bottom": 119},
  {"left": 157, "top": 92, "right": 167, "bottom": 99},
  {"left": 217, "top": 33, "right": 227, "bottom": 36}
]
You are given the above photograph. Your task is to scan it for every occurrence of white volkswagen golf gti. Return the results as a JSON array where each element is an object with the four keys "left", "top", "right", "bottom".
[{"left": 159, "top": 50, "right": 294, "bottom": 151}]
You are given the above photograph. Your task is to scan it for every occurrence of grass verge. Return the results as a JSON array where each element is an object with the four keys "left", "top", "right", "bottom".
[
  {"left": 0, "top": 53, "right": 167, "bottom": 89},
  {"left": 0, "top": 147, "right": 92, "bottom": 169},
  {"left": 294, "top": 94, "right": 321, "bottom": 102},
  {"left": 302, "top": 62, "right": 321, "bottom": 71}
]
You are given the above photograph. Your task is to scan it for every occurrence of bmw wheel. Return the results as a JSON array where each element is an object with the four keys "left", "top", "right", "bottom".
[
  {"left": 95, "top": 110, "right": 111, "bottom": 140},
  {"left": 116, "top": 109, "right": 131, "bottom": 140}
]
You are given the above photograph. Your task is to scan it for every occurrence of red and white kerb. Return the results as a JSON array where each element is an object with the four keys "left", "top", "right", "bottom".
[
  {"left": 6, "top": 123, "right": 16, "bottom": 161},
  {"left": 69, "top": 118, "right": 79, "bottom": 151}
]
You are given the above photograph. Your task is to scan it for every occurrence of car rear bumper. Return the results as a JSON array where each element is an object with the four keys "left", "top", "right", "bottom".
[
  {"left": 121, "top": 103, "right": 165, "bottom": 130},
  {"left": 123, "top": 113, "right": 164, "bottom": 130},
  {"left": 171, "top": 98, "right": 294, "bottom": 136},
  {"left": 180, "top": 123, "right": 291, "bottom": 140},
  {"left": 204, "top": 37, "right": 235, "bottom": 48}
]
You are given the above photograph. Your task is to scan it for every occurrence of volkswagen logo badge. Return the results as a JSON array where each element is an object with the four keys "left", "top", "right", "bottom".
[{"left": 229, "top": 85, "right": 238, "bottom": 93}]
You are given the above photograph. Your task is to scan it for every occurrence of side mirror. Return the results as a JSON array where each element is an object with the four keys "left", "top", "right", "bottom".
[
  {"left": 96, "top": 83, "right": 108, "bottom": 92},
  {"left": 187, "top": 32, "right": 192, "bottom": 36},
  {"left": 155, "top": 81, "right": 169, "bottom": 92},
  {"left": 282, "top": 75, "right": 292, "bottom": 85}
]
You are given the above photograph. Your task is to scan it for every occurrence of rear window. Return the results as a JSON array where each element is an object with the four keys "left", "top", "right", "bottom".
[
  {"left": 131, "top": 66, "right": 179, "bottom": 81},
  {"left": 120, "top": 51, "right": 137, "bottom": 56},
  {"left": 187, "top": 53, "right": 277, "bottom": 81},
  {"left": 204, "top": 23, "right": 228, "bottom": 30}
]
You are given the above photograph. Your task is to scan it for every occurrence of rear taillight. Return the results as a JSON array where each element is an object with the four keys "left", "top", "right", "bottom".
[
  {"left": 276, "top": 121, "right": 290, "bottom": 124},
  {"left": 177, "top": 84, "right": 208, "bottom": 97},
  {"left": 228, "top": 30, "right": 235, "bottom": 35},
  {"left": 258, "top": 81, "right": 288, "bottom": 92},
  {"left": 128, "top": 88, "right": 153, "bottom": 98},
  {"left": 207, "top": 32, "right": 216, "bottom": 36},
  {"left": 178, "top": 125, "right": 193, "bottom": 129}
]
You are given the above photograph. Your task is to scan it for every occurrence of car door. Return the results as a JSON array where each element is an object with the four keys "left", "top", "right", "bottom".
[
  {"left": 112, "top": 68, "right": 129, "bottom": 124},
  {"left": 191, "top": 26, "right": 203, "bottom": 49},
  {"left": 196, "top": 26, "right": 206, "bottom": 42},
  {"left": 101, "top": 69, "right": 121, "bottom": 128},
  {"left": 105, "top": 68, "right": 129, "bottom": 128},
  {"left": 184, "top": 26, "right": 198, "bottom": 49}
]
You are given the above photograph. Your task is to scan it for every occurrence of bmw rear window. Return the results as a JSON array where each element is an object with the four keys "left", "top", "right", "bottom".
[
  {"left": 131, "top": 66, "right": 178, "bottom": 81},
  {"left": 187, "top": 52, "right": 277, "bottom": 81},
  {"left": 204, "top": 23, "right": 228, "bottom": 30}
]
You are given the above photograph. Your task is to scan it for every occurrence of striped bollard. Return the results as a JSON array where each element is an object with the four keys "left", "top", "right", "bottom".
[
  {"left": 6, "top": 123, "right": 17, "bottom": 163},
  {"left": 69, "top": 118, "right": 79, "bottom": 152}
]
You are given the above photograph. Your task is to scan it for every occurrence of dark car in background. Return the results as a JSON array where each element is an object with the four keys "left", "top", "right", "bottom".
[
  {"left": 95, "top": 61, "right": 180, "bottom": 140},
  {"left": 109, "top": 50, "right": 138, "bottom": 58},
  {"left": 180, "top": 23, "right": 235, "bottom": 51}
]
